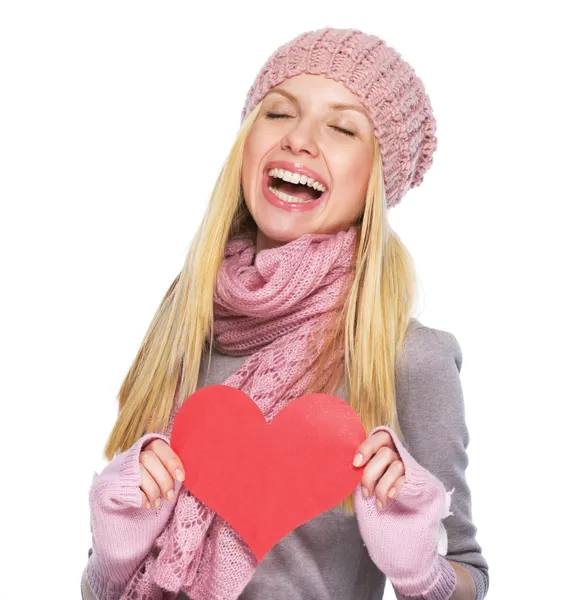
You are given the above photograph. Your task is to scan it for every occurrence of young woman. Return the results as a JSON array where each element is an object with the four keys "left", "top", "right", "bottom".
[{"left": 82, "top": 27, "right": 489, "bottom": 600}]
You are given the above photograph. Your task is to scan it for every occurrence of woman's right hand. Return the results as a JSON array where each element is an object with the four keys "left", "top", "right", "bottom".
[{"left": 139, "top": 439, "right": 185, "bottom": 509}]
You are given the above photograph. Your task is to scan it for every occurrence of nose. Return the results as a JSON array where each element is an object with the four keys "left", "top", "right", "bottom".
[{"left": 280, "top": 119, "right": 320, "bottom": 158}]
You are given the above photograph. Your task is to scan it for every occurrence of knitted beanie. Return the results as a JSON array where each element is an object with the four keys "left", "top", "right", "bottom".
[{"left": 240, "top": 27, "right": 438, "bottom": 209}]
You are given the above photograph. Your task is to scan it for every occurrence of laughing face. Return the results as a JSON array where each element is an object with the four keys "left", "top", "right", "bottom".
[{"left": 241, "top": 73, "right": 375, "bottom": 254}]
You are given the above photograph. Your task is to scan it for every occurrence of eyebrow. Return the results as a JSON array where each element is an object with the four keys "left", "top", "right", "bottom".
[{"left": 265, "top": 89, "right": 370, "bottom": 119}]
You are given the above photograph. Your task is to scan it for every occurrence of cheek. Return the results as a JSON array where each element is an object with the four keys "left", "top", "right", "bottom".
[
  {"left": 241, "top": 144, "right": 257, "bottom": 204},
  {"left": 242, "top": 127, "right": 282, "bottom": 203},
  {"left": 349, "top": 150, "right": 373, "bottom": 188},
  {"left": 242, "top": 130, "right": 269, "bottom": 188},
  {"left": 334, "top": 156, "right": 373, "bottom": 212}
]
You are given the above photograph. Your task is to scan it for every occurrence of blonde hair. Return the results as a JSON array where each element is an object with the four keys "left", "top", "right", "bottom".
[{"left": 103, "top": 99, "right": 419, "bottom": 514}]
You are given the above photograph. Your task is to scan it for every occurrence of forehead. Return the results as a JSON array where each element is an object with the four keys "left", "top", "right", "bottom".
[
  {"left": 267, "top": 73, "right": 359, "bottom": 102},
  {"left": 264, "top": 75, "right": 371, "bottom": 120}
]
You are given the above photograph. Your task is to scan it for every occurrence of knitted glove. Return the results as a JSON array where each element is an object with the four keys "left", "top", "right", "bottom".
[
  {"left": 354, "top": 425, "right": 457, "bottom": 600},
  {"left": 87, "top": 432, "right": 182, "bottom": 600}
]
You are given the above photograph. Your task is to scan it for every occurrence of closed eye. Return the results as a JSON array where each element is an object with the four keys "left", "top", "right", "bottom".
[{"left": 265, "top": 113, "right": 356, "bottom": 137}]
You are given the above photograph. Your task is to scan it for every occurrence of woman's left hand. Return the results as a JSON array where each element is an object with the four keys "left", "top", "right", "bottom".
[
  {"left": 353, "top": 425, "right": 457, "bottom": 598},
  {"left": 353, "top": 428, "right": 406, "bottom": 510}
]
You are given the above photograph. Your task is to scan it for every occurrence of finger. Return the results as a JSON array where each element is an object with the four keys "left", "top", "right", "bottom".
[
  {"left": 375, "top": 462, "right": 405, "bottom": 509},
  {"left": 140, "top": 458, "right": 172, "bottom": 508},
  {"left": 147, "top": 439, "right": 185, "bottom": 484},
  {"left": 353, "top": 430, "right": 395, "bottom": 468},
  {"left": 140, "top": 489, "right": 151, "bottom": 510},
  {"left": 386, "top": 475, "right": 406, "bottom": 505},
  {"left": 360, "top": 446, "right": 398, "bottom": 497},
  {"left": 140, "top": 448, "right": 176, "bottom": 504},
  {"left": 139, "top": 463, "right": 161, "bottom": 508}
]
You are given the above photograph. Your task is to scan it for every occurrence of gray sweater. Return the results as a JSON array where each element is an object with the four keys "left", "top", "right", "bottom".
[{"left": 176, "top": 317, "right": 489, "bottom": 600}]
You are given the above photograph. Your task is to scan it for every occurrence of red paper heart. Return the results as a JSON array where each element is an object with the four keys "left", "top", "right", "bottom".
[{"left": 170, "top": 384, "right": 366, "bottom": 561}]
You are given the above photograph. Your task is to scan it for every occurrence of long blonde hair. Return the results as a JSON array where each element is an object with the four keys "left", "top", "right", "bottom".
[{"left": 103, "top": 99, "right": 419, "bottom": 514}]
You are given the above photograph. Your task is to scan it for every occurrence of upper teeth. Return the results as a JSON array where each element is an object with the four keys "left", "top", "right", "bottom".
[{"left": 267, "top": 168, "right": 327, "bottom": 192}]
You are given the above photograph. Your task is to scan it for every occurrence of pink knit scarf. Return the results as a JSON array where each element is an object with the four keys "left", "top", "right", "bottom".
[{"left": 120, "top": 225, "right": 358, "bottom": 600}]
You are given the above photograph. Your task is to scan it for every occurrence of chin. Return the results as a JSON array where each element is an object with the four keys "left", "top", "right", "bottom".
[{"left": 255, "top": 222, "right": 310, "bottom": 248}]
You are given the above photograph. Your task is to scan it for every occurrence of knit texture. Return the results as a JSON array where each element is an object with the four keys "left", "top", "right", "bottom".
[
  {"left": 86, "top": 431, "right": 178, "bottom": 600},
  {"left": 85, "top": 321, "right": 490, "bottom": 600},
  {"left": 117, "top": 226, "right": 358, "bottom": 599},
  {"left": 354, "top": 425, "right": 457, "bottom": 599},
  {"left": 240, "top": 27, "right": 438, "bottom": 209}
]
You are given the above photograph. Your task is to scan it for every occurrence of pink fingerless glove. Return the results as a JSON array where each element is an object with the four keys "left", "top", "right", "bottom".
[{"left": 354, "top": 425, "right": 457, "bottom": 600}]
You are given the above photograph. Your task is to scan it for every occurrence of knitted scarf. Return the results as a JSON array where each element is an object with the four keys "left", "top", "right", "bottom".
[{"left": 120, "top": 225, "right": 358, "bottom": 600}]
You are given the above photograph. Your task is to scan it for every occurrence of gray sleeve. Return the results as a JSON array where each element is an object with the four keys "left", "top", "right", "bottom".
[{"left": 394, "top": 325, "right": 490, "bottom": 599}]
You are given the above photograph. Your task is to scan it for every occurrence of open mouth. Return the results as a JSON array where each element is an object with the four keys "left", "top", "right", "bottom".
[{"left": 266, "top": 174, "right": 324, "bottom": 202}]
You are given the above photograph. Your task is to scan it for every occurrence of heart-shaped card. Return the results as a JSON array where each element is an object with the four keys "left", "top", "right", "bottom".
[{"left": 170, "top": 384, "right": 366, "bottom": 561}]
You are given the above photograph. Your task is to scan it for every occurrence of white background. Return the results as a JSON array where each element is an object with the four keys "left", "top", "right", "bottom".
[{"left": 1, "top": 2, "right": 564, "bottom": 598}]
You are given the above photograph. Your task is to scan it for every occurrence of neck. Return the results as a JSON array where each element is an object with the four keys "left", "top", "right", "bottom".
[{"left": 255, "top": 229, "right": 285, "bottom": 259}]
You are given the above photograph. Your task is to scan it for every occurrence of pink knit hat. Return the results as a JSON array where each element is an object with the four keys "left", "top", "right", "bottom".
[{"left": 240, "top": 27, "right": 438, "bottom": 209}]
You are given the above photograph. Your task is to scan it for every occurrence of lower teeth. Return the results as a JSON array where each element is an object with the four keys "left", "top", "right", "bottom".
[{"left": 268, "top": 185, "right": 317, "bottom": 204}]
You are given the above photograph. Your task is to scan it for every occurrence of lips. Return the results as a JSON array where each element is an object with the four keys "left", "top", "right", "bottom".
[
  {"left": 261, "top": 168, "right": 329, "bottom": 212},
  {"left": 264, "top": 160, "right": 330, "bottom": 190}
]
